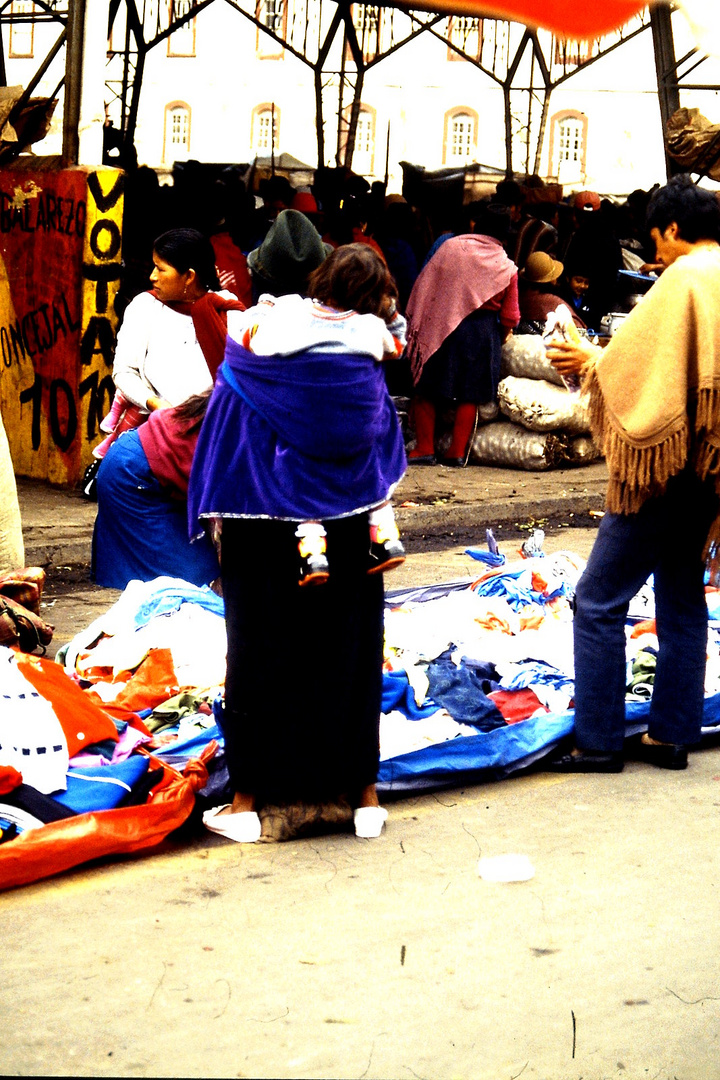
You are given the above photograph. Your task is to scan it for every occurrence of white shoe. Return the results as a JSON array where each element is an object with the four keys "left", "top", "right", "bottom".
[
  {"left": 354, "top": 806, "right": 388, "bottom": 838},
  {"left": 203, "top": 804, "right": 261, "bottom": 843}
]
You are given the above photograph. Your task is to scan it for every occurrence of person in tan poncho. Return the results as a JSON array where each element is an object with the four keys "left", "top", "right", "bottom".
[{"left": 545, "top": 175, "right": 720, "bottom": 772}]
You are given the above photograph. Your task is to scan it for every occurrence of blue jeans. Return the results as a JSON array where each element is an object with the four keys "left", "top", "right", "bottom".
[{"left": 573, "top": 469, "right": 718, "bottom": 751}]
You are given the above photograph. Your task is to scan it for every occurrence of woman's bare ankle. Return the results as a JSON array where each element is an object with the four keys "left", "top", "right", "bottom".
[
  {"left": 358, "top": 783, "right": 380, "bottom": 809},
  {"left": 231, "top": 792, "right": 256, "bottom": 813}
]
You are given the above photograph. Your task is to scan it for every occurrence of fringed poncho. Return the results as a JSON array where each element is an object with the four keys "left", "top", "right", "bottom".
[{"left": 585, "top": 246, "right": 720, "bottom": 528}]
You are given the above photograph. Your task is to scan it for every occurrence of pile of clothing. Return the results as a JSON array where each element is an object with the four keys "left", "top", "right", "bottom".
[{"left": 4, "top": 556, "right": 720, "bottom": 885}]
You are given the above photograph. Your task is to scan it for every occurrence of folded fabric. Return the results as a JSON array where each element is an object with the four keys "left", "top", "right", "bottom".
[
  {"left": 466, "top": 548, "right": 505, "bottom": 568},
  {"left": 69, "top": 723, "right": 151, "bottom": 768},
  {"left": 52, "top": 756, "right": 150, "bottom": 813},
  {"left": 426, "top": 657, "right": 506, "bottom": 730},
  {"left": 132, "top": 579, "right": 225, "bottom": 628},
  {"left": 0, "top": 781, "right": 77, "bottom": 824},
  {"left": 15, "top": 652, "right": 120, "bottom": 756},
  {"left": 488, "top": 687, "right": 548, "bottom": 724},
  {"left": 381, "top": 670, "right": 438, "bottom": 719},
  {"left": 150, "top": 723, "right": 222, "bottom": 766}
]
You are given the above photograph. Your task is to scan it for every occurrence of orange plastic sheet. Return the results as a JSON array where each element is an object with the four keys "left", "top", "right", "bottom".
[
  {"left": 394, "top": 0, "right": 652, "bottom": 38},
  {"left": 15, "top": 653, "right": 120, "bottom": 757},
  {"left": 0, "top": 744, "right": 217, "bottom": 891}
]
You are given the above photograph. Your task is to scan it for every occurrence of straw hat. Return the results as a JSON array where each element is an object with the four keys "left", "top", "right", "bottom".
[{"left": 520, "top": 251, "right": 564, "bottom": 284}]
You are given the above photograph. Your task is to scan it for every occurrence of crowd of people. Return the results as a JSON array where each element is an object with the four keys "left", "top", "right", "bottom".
[
  {"left": 4, "top": 161, "right": 712, "bottom": 845},
  {"left": 82, "top": 164, "right": 711, "bottom": 843}
]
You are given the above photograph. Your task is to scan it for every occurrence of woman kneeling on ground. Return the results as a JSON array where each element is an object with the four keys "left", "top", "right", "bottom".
[{"left": 92, "top": 228, "right": 245, "bottom": 589}]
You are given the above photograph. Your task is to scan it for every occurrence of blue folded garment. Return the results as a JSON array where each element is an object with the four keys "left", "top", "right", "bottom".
[
  {"left": 382, "top": 670, "right": 438, "bottom": 719},
  {"left": 52, "top": 757, "right": 150, "bottom": 813}
]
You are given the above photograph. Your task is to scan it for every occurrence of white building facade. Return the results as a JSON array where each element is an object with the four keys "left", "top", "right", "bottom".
[{"left": 4, "top": 1, "right": 720, "bottom": 197}]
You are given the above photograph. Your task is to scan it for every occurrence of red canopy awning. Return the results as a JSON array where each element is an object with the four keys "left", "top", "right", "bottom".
[{"left": 394, "top": 0, "right": 653, "bottom": 39}]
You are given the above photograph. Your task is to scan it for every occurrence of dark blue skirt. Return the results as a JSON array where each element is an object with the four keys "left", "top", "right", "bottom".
[
  {"left": 92, "top": 430, "right": 219, "bottom": 591},
  {"left": 416, "top": 307, "right": 502, "bottom": 404}
]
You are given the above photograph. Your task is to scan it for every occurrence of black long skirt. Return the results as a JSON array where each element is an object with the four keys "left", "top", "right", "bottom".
[
  {"left": 220, "top": 514, "right": 384, "bottom": 805},
  {"left": 416, "top": 307, "right": 502, "bottom": 404}
]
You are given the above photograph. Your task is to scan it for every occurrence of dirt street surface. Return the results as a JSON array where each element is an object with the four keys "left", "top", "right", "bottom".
[{"left": 8, "top": 462, "right": 720, "bottom": 1080}]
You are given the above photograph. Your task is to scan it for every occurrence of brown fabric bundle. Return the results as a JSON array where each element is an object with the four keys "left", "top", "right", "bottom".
[
  {"left": 584, "top": 247, "right": 720, "bottom": 515},
  {"left": 0, "top": 566, "right": 54, "bottom": 653}
]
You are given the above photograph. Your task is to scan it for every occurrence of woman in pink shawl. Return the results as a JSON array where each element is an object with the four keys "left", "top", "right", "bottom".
[{"left": 405, "top": 203, "right": 519, "bottom": 466}]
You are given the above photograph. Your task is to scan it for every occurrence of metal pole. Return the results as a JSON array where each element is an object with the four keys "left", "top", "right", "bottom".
[
  {"left": 336, "top": 19, "right": 347, "bottom": 166},
  {"left": 271, "top": 101, "right": 276, "bottom": 174},
  {"left": 650, "top": 4, "right": 681, "bottom": 178},
  {"left": 62, "top": 0, "right": 87, "bottom": 166},
  {"left": 384, "top": 120, "right": 390, "bottom": 188}
]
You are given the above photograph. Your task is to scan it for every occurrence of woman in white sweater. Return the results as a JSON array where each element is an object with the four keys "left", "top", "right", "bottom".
[{"left": 94, "top": 229, "right": 242, "bottom": 460}]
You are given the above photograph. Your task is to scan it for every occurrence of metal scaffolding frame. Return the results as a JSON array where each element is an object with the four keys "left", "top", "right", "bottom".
[{"left": 0, "top": 0, "right": 717, "bottom": 180}]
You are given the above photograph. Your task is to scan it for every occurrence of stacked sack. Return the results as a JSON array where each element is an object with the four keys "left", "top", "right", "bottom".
[{"left": 467, "top": 334, "right": 602, "bottom": 471}]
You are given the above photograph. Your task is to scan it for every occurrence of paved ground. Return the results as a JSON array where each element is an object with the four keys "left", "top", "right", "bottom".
[{"left": 7, "top": 462, "right": 720, "bottom": 1080}]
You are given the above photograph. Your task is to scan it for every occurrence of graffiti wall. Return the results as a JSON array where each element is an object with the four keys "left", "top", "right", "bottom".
[{"left": 0, "top": 164, "right": 123, "bottom": 485}]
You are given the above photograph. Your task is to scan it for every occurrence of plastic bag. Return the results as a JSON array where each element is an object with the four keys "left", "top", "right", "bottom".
[{"left": 0, "top": 744, "right": 216, "bottom": 891}]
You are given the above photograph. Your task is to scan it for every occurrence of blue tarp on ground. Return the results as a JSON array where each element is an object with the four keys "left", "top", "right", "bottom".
[{"left": 377, "top": 694, "right": 720, "bottom": 793}]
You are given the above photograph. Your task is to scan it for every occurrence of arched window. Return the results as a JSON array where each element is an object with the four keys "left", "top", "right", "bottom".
[
  {"left": 252, "top": 104, "right": 280, "bottom": 154},
  {"left": 548, "top": 109, "right": 588, "bottom": 183},
  {"left": 163, "top": 102, "right": 191, "bottom": 163},
  {"left": 443, "top": 108, "right": 478, "bottom": 165},
  {"left": 353, "top": 108, "right": 375, "bottom": 175}
]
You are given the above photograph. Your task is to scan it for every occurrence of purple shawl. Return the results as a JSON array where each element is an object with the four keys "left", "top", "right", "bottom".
[{"left": 188, "top": 336, "right": 407, "bottom": 525}]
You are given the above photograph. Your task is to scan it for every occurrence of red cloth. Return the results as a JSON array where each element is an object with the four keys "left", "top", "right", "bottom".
[
  {"left": 0, "top": 765, "right": 22, "bottom": 795},
  {"left": 488, "top": 687, "right": 548, "bottom": 724},
  {"left": 211, "top": 233, "right": 253, "bottom": 308},
  {"left": 406, "top": 234, "right": 518, "bottom": 383},
  {"left": 138, "top": 409, "right": 200, "bottom": 496},
  {"left": 351, "top": 229, "right": 387, "bottom": 263}
]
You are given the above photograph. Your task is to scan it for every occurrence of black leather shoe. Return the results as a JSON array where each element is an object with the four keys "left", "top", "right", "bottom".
[
  {"left": 547, "top": 749, "right": 624, "bottom": 773},
  {"left": 408, "top": 454, "right": 436, "bottom": 466},
  {"left": 439, "top": 457, "right": 465, "bottom": 468},
  {"left": 627, "top": 737, "right": 688, "bottom": 770}
]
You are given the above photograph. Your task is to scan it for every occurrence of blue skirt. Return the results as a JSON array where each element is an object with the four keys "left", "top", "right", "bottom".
[
  {"left": 92, "top": 431, "right": 219, "bottom": 591},
  {"left": 416, "top": 307, "right": 502, "bottom": 404}
]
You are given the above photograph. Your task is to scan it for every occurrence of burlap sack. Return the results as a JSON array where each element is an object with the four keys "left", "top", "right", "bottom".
[
  {"left": 666, "top": 107, "right": 720, "bottom": 182},
  {"left": 469, "top": 420, "right": 568, "bottom": 471},
  {"left": 501, "top": 334, "right": 566, "bottom": 387},
  {"left": 498, "top": 376, "right": 591, "bottom": 434}
]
